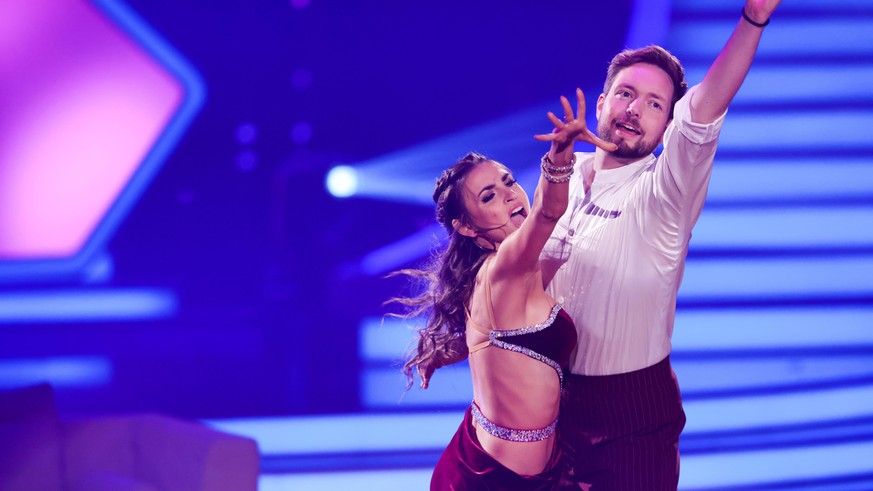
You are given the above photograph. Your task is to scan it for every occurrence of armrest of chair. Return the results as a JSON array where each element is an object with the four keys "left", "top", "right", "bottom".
[
  {"left": 62, "top": 415, "right": 138, "bottom": 487},
  {"left": 63, "top": 413, "right": 259, "bottom": 491},
  {"left": 132, "top": 413, "right": 260, "bottom": 491}
]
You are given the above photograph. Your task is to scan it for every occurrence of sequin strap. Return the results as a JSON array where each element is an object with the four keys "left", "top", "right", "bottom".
[
  {"left": 471, "top": 401, "right": 557, "bottom": 443},
  {"left": 490, "top": 303, "right": 565, "bottom": 388}
]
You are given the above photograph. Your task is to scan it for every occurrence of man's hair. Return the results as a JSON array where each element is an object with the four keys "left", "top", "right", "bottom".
[{"left": 603, "top": 46, "right": 688, "bottom": 119}]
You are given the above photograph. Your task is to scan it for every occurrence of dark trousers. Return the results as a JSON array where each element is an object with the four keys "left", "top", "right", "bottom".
[{"left": 558, "top": 356, "right": 686, "bottom": 491}]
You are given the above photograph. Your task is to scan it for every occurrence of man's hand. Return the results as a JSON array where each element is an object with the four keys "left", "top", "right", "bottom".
[{"left": 744, "top": 0, "right": 782, "bottom": 25}]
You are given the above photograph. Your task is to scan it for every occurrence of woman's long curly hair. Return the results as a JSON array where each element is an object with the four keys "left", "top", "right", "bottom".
[{"left": 388, "top": 152, "right": 498, "bottom": 390}]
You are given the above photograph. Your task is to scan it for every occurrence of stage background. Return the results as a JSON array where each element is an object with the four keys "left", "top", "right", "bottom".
[{"left": 2, "top": 0, "right": 872, "bottom": 489}]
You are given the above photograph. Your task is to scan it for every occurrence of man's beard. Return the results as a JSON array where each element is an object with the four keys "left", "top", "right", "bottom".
[{"left": 597, "top": 116, "right": 660, "bottom": 160}]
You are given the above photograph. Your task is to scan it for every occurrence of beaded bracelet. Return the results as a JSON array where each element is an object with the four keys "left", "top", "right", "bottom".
[
  {"left": 541, "top": 152, "right": 576, "bottom": 174},
  {"left": 542, "top": 171, "right": 573, "bottom": 184},
  {"left": 540, "top": 153, "right": 574, "bottom": 183}
]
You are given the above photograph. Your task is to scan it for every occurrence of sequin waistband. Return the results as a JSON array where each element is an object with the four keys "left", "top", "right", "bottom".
[{"left": 470, "top": 401, "right": 557, "bottom": 443}]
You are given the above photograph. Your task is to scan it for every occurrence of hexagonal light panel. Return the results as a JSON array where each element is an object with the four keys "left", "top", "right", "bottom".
[{"left": 0, "top": 0, "right": 205, "bottom": 281}]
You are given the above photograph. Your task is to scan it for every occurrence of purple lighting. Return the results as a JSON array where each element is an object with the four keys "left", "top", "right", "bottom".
[
  {"left": 291, "top": 122, "right": 312, "bottom": 145},
  {"left": 290, "top": 68, "right": 312, "bottom": 90},
  {"left": 236, "top": 122, "right": 258, "bottom": 145},
  {"left": 236, "top": 150, "right": 258, "bottom": 172},
  {"left": 0, "top": 0, "right": 184, "bottom": 259}
]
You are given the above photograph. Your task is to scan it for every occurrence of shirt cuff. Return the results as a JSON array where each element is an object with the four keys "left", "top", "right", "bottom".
[{"left": 671, "top": 84, "right": 727, "bottom": 145}]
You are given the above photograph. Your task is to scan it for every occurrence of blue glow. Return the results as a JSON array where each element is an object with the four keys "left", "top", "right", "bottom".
[
  {"left": 363, "top": 307, "right": 873, "bottom": 360},
  {"left": 209, "top": 383, "right": 873, "bottom": 455},
  {"left": 692, "top": 205, "right": 873, "bottom": 249},
  {"left": 673, "top": 306, "right": 873, "bottom": 350},
  {"left": 235, "top": 122, "right": 257, "bottom": 145},
  {"left": 353, "top": 176, "right": 435, "bottom": 205},
  {"left": 290, "top": 68, "right": 312, "bottom": 89},
  {"left": 256, "top": 444, "right": 873, "bottom": 491},
  {"left": 0, "top": 288, "right": 177, "bottom": 323},
  {"left": 362, "top": 361, "right": 873, "bottom": 412},
  {"left": 351, "top": 160, "right": 873, "bottom": 278},
  {"left": 360, "top": 224, "right": 445, "bottom": 276},
  {"left": 352, "top": 190, "right": 873, "bottom": 284},
  {"left": 82, "top": 0, "right": 206, "bottom": 264},
  {"left": 685, "top": 385, "right": 873, "bottom": 433},
  {"left": 361, "top": 362, "right": 472, "bottom": 409},
  {"left": 718, "top": 110, "right": 873, "bottom": 151},
  {"left": 0, "top": 356, "right": 112, "bottom": 388},
  {"left": 707, "top": 157, "right": 873, "bottom": 203},
  {"left": 624, "top": 0, "right": 671, "bottom": 48},
  {"left": 361, "top": 307, "right": 873, "bottom": 406},
  {"left": 680, "top": 441, "right": 873, "bottom": 488},
  {"left": 681, "top": 255, "right": 873, "bottom": 298},
  {"left": 258, "top": 441, "right": 873, "bottom": 491},
  {"left": 326, "top": 165, "right": 358, "bottom": 198},
  {"left": 290, "top": 121, "right": 312, "bottom": 145},
  {"left": 260, "top": 470, "right": 432, "bottom": 491},
  {"left": 338, "top": 102, "right": 580, "bottom": 204},
  {"left": 674, "top": 0, "right": 873, "bottom": 11},
  {"left": 686, "top": 64, "right": 873, "bottom": 104},
  {"left": 669, "top": 19, "right": 873, "bottom": 57},
  {"left": 0, "top": 0, "right": 208, "bottom": 282},
  {"left": 360, "top": 317, "right": 419, "bottom": 361},
  {"left": 206, "top": 412, "right": 463, "bottom": 455},
  {"left": 676, "top": 356, "right": 873, "bottom": 395},
  {"left": 81, "top": 252, "right": 115, "bottom": 284},
  {"left": 236, "top": 149, "right": 258, "bottom": 172}
]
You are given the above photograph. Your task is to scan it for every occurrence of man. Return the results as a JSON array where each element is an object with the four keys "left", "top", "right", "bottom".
[{"left": 540, "top": 1, "right": 783, "bottom": 489}]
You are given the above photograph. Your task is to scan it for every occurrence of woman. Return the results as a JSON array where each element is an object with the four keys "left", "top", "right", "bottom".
[{"left": 391, "top": 89, "right": 615, "bottom": 490}]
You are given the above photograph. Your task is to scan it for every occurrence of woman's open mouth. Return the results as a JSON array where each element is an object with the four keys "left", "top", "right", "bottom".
[{"left": 510, "top": 206, "right": 527, "bottom": 227}]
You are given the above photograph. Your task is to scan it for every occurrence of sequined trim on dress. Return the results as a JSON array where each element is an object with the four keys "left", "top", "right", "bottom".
[
  {"left": 490, "top": 303, "right": 565, "bottom": 388},
  {"left": 471, "top": 401, "right": 557, "bottom": 443}
]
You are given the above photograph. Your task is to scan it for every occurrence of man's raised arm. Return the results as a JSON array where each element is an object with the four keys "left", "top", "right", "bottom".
[{"left": 691, "top": 0, "right": 783, "bottom": 123}]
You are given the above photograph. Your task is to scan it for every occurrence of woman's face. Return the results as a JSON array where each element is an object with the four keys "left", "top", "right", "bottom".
[{"left": 456, "top": 161, "right": 529, "bottom": 245}]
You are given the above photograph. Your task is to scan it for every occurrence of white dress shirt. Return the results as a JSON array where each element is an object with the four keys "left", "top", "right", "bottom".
[{"left": 542, "top": 84, "right": 727, "bottom": 375}]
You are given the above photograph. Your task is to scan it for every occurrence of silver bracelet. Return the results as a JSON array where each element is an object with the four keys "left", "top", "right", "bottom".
[
  {"left": 541, "top": 152, "right": 574, "bottom": 183},
  {"left": 541, "top": 152, "right": 576, "bottom": 174},
  {"left": 542, "top": 168, "right": 573, "bottom": 183}
]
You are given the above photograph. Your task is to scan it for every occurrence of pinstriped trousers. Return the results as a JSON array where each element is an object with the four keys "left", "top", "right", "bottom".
[{"left": 558, "top": 356, "right": 686, "bottom": 491}]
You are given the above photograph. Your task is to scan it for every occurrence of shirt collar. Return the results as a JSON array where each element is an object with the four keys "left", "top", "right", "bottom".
[{"left": 592, "top": 153, "right": 656, "bottom": 187}]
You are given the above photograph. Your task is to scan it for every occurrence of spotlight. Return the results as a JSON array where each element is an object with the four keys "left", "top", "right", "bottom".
[{"left": 326, "top": 165, "right": 358, "bottom": 198}]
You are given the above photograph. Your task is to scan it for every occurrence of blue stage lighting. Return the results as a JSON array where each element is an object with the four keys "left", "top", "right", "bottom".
[
  {"left": 235, "top": 122, "right": 257, "bottom": 145},
  {"left": 0, "top": 356, "right": 112, "bottom": 388},
  {"left": 0, "top": 288, "right": 177, "bottom": 323},
  {"left": 669, "top": 19, "right": 873, "bottom": 58},
  {"left": 260, "top": 470, "right": 431, "bottom": 491}
]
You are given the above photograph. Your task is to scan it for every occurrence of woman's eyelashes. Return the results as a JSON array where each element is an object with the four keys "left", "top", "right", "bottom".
[{"left": 482, "top": 177, "right": 516, "bottom": 203}]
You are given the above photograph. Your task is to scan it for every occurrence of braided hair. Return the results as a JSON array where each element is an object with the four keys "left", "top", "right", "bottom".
[{"left": 387, "top": 152, "right": 496, "bottom": 389}]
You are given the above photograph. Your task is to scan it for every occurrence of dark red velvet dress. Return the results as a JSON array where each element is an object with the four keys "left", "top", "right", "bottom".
[{"left": 430, "top": 307, "right": 576, "bottom": 491}]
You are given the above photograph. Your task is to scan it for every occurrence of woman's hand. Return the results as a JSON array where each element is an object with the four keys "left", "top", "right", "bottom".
[{"left": 534, "top": 88, "right": 617, "bottom": 154}]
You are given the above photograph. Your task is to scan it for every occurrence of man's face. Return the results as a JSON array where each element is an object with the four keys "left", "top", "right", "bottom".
[{"left": 596, "top": 63, "right": 674, "bottom": 160}]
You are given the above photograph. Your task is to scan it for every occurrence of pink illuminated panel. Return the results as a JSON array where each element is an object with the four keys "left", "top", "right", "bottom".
[{"left": 0, "top": 0, "right": 183, "bottom": 259}]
